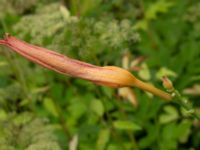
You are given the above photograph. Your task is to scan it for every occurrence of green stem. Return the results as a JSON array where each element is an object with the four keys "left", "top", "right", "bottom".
[{"left": 172, "top": 90, "right": 200, "bottom": 120}]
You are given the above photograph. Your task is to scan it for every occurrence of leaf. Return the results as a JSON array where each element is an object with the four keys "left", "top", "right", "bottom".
[
  {"left": 113, "top": 120, "right": 142, "bottom": 131},
  {"left": 100, "top": 86, "right": 114, "bottom": 98},
  {"left": 0, "top": 145, "right": 15, "bottom": 150},
  {"left": 13, "top": 112, "right": 34, "bottom": 126},
  {"left": 138, "top": 63, "right": 151, "bottom": 81},
  {"left": 160, "top": 120, "right": 192, "bottom": 149},
  {"left": 133, "top": 20, "right": 148, "bottom": 30},
  {"left": 177, "top": 120, "right": 192, "bottom": 143},
  {"left": 156, "top": 67, "right": 177, "bottom": 80},
  {"left": 133, "top": 0, "right": 174, "bottom": 30},
  {"left": 25, "top": 141, "right": 61, "bottom": 150},
  {"left": 0, "top": 109, "right": 7, "bottom": 121},
  {"left": 96, "top": 128, "right": 110, "bottom": 150},
  {"left": 90, "top": 99, "right": 104, "bottom": 117},
  {"left": 107, "top": 144, "right": 119, "bottom": 150},
  {"left": 139, "top": 123, "right": 158, "bottom": 149},
  {"left": 145, "top": 0, "right": 174, "bottom": 20},
  {"left": 159, "top": 105, "right": 179, "bottom": 124},
  {"left": 59, "top": 5, "right": 71, "bottom": 21},
  {"left": 0, "top": 61, "right": 8, "bottom": 67},
  {"left": 43, "top": 98, "right": 58, "bottom": 118}
]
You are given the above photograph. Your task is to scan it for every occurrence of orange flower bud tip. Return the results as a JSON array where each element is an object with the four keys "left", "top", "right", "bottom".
[{"left": 162, "top": 76, "right": 174, "bottom": 91}]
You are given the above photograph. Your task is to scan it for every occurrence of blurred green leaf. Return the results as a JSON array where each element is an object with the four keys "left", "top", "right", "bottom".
[
  {"left": 25, "top": 141, "right": 62, "bottom": 150},
  {"left": 160, "top": 120, "right": 192, "bottom": 150},
  {"left": 0, "top": 109, "right": 7, "bottom": 121},
  {"left": 113, "top": 120, "right": 142, "bottom": 131},
  {"left": 90, "top": 99, "right": 104, "bottom": 117},
  {"left": 145, "top": 0, "right": 174, "bottom": 20},
  {"left": 138, "top": 63, "right": 151, "bottom": 81},
  {"left": 96, "top": 128, "right": 110, "bottom": 150},
  {"left": 134, "top": 0, "right": 174, "bottom": 30},
  {"left": 156, "top": 67, "right": 177, "bottom": 80},
  {"left": 159, "top": 105, "right": 179, "bottom": 124},
  {"left": 13, "top": 112, "right": 34, "bottom": 126},
  {"left": 43, "top": 98, "right": 59, "bottom": 118}
]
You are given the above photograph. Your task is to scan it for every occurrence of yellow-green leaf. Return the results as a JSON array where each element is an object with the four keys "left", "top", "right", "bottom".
[
  {"left": 113, "top": 120, "right": 142, "bottom": 131},
  {"left": 43, "top": 98, "right": 59, "bottom": 118}
]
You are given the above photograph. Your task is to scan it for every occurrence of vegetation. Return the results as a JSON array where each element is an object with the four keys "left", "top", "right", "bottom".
[{"left": 0, "top": 0, "right": 200, "bottom": 149}]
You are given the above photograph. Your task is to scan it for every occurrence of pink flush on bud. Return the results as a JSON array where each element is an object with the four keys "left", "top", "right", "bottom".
[
  {"left": 0, "top": 33, "right": 172, "bottom": 100},
  {"left": 162, "top": 76, "right": 174, "bottom": 91}
]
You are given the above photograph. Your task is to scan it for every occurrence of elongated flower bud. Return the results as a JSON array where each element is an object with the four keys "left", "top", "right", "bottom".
[
  {"left": 0, "top": 33, "right": 172, "bottom": 100},
  {"left": 162, "top": 76, "right": 174, "bottom": 91}
]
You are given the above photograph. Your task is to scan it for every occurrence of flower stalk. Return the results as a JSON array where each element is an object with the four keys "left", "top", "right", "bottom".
[
  {"left": 172, "top": 90, "right": 200, "bottom": 120},
  {"left": 0, "top": 33, "right": 171, "bottom": 100},
  {"left": 162, "top": 76, "right": 200, "bottom": 120}
]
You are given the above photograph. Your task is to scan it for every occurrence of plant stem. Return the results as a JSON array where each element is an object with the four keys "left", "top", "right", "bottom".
[
  {"left": 134, "top": 78, "right": 172, "bottom": 100},
  {"left": 162, "top": 77, "right": 200, "bottom": 120},
  {"left": 172, "top": 90, "right": 200, "bottom": 120}
]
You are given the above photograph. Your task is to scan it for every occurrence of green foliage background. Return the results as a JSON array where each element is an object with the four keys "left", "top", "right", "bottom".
[{"left": 0, "top": 0, "right": 200, "bottom": 149}]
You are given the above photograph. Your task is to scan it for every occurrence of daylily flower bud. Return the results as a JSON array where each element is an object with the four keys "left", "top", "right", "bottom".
[
  {"left": 162, "top": 76, "right": 174, "bottom": 91},
  {"left": 0, "top": 33, "right": 172, "bottom": 100}
]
